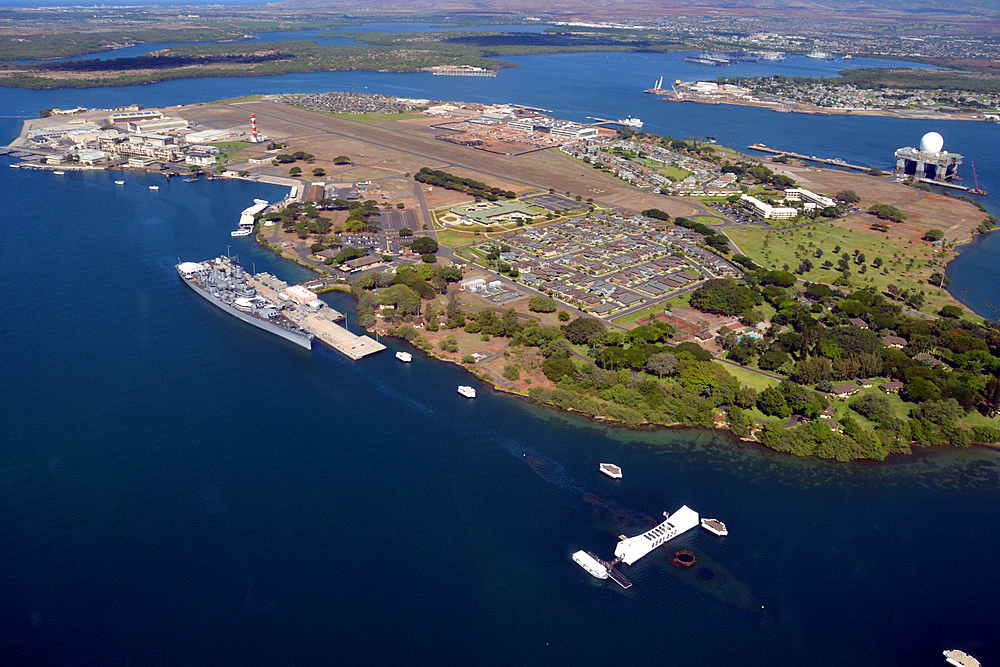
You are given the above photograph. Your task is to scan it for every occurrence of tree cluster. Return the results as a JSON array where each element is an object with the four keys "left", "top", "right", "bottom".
[{"left": 414, "top": 167, "right": 515, "bottom": 201}]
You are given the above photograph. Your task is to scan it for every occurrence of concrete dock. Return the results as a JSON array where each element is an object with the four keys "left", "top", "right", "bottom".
[
  {"left": 301, "top": 311, "right": 386, "bottom": 359},
  {"left": 248, "top": 273, "right": 385, "bottom": 360},
  {"left": 748, "top": 143, "right": 871, "bottom": 171}
]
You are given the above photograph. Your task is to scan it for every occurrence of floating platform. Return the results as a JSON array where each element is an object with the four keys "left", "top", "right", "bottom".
[
  {"left": 599, "top": 463, "right": 622, "bottom": 479},
  {"left": 701, "top": 518, "right": 728, "bottom": 536},
  {"left": 944, "top": 650, "right": 981, "bottom": 667}
]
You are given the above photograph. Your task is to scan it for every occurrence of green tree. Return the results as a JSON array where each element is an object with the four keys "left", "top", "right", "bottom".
[
  {"left": 528, "top": 296, "right": 558, "bottom": 313},
  {"left": 543, "top": 357, "right": 577, "bottom": 382},
  {"left": 380, "top": 284, "right": 421, "bottom": 319},
  {"left": 836, "top": 190, "right": 860, "bottom": 203},
  {"left": 411, "top": 237, "right": 439, "bottom": 254},
  {"left": 757, "top": 386, "right": 791, "bottom": 418},
  {"left": 557, "top": 310, "right": 571, "bottom": 322},
  {"left": 645, "top": 352, "right": 677, "bottom": 378},
  {"left": 503, "top": 365, "right": 520, "bottom": 381},
  {"left": 562, "top": 317, "right": 607, "bottom": 345},
  {"left": 690, "top": 279, "right": 762, "bottom": 316}
]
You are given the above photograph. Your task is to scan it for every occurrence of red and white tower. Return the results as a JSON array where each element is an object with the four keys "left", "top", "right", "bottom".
[{"left": 250, "top": 113, "right": 258, "bottom": 143}]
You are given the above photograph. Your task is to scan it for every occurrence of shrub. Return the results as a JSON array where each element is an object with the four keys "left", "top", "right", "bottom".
[
  {"left": 528, "top": 296, "right": 558, "bottom": 313},
  {"left": 939, "top": 305, "right": 963, "bottom": 319},
  {"left": 557, "top": 310, "right": 570, "bottom": 322},
  {"left": 502, "top": 365, "right": 520, "bottom": 381},
  {"left": 542, "top": 357, "right": 577, "bottom": 382},
  {"left": 462, "top": 354, "right": 475, "bottom": 364}
]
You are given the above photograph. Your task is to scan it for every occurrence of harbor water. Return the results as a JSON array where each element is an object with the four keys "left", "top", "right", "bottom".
[{"left": 1, "top": 49, "right": 998, "bottom": 666}]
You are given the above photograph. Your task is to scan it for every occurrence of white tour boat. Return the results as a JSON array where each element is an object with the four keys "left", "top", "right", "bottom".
[
  {"left": 149, "top": 185, "right": 159, "bottom": 190},
  {"left": 701, "top": 518, "right": 728, "bottom": 536},
  {"left": 599, "top": 463, "right": 622, "bottom": 479},
  {"left": 230, "top": 228, "right": 253, "bottom": 237},
  {"left": 395, "top": 351, "right": 412, "bottom": 363},
  {"left": 457, "top": 385, "right": 476, "bottom": 398},
  {"left": 52, "top": 170, "right": 65, "bottom": 175},
  {"left": 572, "top": 551, "right": 609, "bottom": 579},
  {"left": 944, "top": 650, "right": 981, "bottom": 667},
  {"left": 115, "top": 180, "right": 125, "bottom": 185}
]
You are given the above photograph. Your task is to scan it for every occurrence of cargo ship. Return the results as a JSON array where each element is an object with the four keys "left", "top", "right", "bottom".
[{"left": 176, "top": 256, "right": 314, "bottom": 349}]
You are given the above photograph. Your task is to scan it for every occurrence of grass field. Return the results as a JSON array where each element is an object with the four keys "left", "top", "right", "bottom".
[
  {"left": 720, "top": 361, "right": 780, "bottom": 391},
  {"left": 725, "top": 219, "right": 964, "bottom": 316},
  {"left": 694, "top": 215, "right": 723, "bottom": 225},
  {"left": 208, "top": 94, "right": 265, "bottom": 105},
  {"left": 330, "top": 110, "right": 426, "bottom": 123},
  {"left": 435, "top": 228, "right": 479, "bottom": 248},
  {"left": 612, "top": 291, "right": 693, "bottom": 328},
  {"left": 211, "top": 141, "right": 252, "bottom": 149},
  {"left": 657, "top": 164, "right": 692, "bottom": 182}
]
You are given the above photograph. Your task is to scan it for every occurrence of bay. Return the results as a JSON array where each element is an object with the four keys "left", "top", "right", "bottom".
[{"left": 1, "top": 50, "right": 998, "bottom": 666}]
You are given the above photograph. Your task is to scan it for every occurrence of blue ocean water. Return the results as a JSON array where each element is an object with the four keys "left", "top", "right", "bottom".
[{"left": 1, "top": 51, "right": 999, "bottom": 666}]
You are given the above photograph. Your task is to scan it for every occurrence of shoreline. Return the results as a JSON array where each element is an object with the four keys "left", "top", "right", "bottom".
[
  {"left": 662, "top": 95, "right": 996, "bottom": 123},
  {"left": 391, "top": 318, "right": 1000, "bottom": 460},
  {"left": 9, "top": 96, "right": 997, "bottom": 463}
]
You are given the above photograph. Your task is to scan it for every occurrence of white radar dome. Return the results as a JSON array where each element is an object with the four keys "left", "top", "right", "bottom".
[{"left": 919, "top": 131, "right": 944, "bottom": 153}]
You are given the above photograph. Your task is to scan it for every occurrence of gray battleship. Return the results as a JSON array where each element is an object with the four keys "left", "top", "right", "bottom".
[{"left": 176, "top": 256, "right": 314, "bottom": 349}]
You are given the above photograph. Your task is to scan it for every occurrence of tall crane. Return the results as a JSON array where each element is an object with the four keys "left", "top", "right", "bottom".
[{"left": 969, "top": 160, "right": 987, "bottom": 196}]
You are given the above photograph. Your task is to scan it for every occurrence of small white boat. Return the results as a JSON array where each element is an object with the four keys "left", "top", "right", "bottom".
[
  {"left": 701, "top": 518, "right": 728, "bottom": 536},
  {"left": 52, "top": 170, "right": 65, "bottom": 175},
  {"left": 599, "top": 463, "right": 622, "bottom": 479},
  {"left": 572, "top": 550, "right": 609, "bottom": 579},
  {"left": 115, "top": 180, "right": 125, "bottom": 185},
  {"left": 395, "top": 351, "right": 412, "bottom": 362},
  {"left": 458, "top": 385, "right": 476, "bottom": 398},
  {"left": 230, "top": 228, "right": 253, "bottom": 237},
  {"left": 149, "top": 185, "right": 159, "bottom": 190},
  {"left": 944, "top": 650, "right": 981, "bottom": 667}
]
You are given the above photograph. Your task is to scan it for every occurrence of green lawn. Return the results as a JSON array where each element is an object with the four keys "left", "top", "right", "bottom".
[
  {"left": 694, "top": 215, "right": 723, "bottom": 225},
  {"left": 721, "top": 362, "right": 780, "bottom": 391},
  {"left": 330, "top": 110, "right": 427, "bottom": 123},
  {"left": 612, "top": 292, "right": 694, "bottom": 328},
  {"left": 657, "top": 164, "right": 692, "bottom": 182},
  {"left": 211, "top": 141, "right": 253, "bottom": 149},
  {"left": 435, "top": 228, "right": 479, "bottom": 248},
  {"left": 208, "top": 94, "right": 265, "bottom": 105}
]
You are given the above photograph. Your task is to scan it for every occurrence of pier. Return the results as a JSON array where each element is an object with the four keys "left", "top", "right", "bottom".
[
  {"left": 748, "top": 143, "right": 871, "bottom": 172},
  {"left": 248, "top": 274, "right": 385, "bottom": 360},
  {"left": 918, "top": 177, "right": 969, "bottom": 191}
]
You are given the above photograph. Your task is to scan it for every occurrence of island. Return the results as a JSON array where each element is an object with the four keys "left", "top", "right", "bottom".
[{"left": 9, "top": 91, "right": 999, "bottom": 463}]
